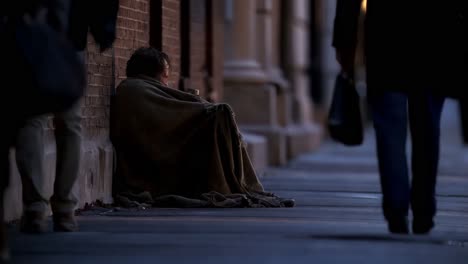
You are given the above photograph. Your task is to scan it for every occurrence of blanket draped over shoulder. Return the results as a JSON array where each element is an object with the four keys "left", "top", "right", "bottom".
[{"left": 110, "top": 76, "right": 294, "bottom": 208}]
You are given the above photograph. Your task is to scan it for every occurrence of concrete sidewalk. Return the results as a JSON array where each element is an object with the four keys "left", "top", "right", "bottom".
[{"left": 7, "top": 101, "right": 468, "bottom": 264}]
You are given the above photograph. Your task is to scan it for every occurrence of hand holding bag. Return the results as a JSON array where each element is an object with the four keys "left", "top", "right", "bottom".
[{"left": 328, "top": 72, "right": 364, "bottom": 146}]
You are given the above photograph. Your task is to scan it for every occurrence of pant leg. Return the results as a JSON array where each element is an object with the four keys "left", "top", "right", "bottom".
[
  {"left": 369, "top": 91, "right": 410, "bottom": 220},
  {"left": 0, "top": 137, "right": 9, "bottom": 257},
  {"left": 0, "top": 126, "right": 15, "bottom": 214},
  {"left": 15, "top": 115, "right": 49, "bottom": 214},
  {"left": 408, "top": 92, "right": 444, "bottom": 220},
  {"left": 459, "top": 99, "right": 468, "bottom": 144},
  {"left": 50, "top": 101, "right": 82, "bottom": 214},
  {"left": 2, "top": 118, "right": 24, "bottom": 255},
  {"left": 0, "top": 124, "right": 16, "bottom": 201}
]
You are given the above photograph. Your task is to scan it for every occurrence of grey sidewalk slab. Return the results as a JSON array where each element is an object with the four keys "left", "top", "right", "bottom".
[{"left": 7, "top": 100, "right": 468, "bottom": 263}]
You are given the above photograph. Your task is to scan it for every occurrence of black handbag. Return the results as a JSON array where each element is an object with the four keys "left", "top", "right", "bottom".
[{"left": 328, "top": 72, "right": 364, "bottom": 146}]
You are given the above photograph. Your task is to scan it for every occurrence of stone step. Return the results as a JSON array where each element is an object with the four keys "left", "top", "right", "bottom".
[{"left": 242, "top": 133, "right": 268, "bottom": 175}]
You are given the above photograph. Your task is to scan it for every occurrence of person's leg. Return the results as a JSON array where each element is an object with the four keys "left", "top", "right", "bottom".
[
  {"left": 408, "top": 92, "right": 445, "bottom": 234},
  {"left": 0, "top": 126, "right": 15, "bottom": 260},
  {"left": 369, "top": 91, "right": 410, "bottom": 233},
  {"left": 0, "top": 173, "right": 7, "bottom": 261},
  {"left": 459, "top": 98, "right": 468, "bottom": 145},
  {"left": 2, "top": 117, "right": 30, "bottom": 259},
  {"left": 51, "top": 101, "right": 82, "bottom": 232},
  {"left": 15, "top": 115, "right": 49, "bottom": 233}
]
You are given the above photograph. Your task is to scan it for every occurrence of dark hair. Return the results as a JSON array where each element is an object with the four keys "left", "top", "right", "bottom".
[{"left": 126, "top": 47, "right": 170, "bottom": 78}]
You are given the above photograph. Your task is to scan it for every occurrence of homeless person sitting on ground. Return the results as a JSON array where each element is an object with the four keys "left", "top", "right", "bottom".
[{"left": 110, "top": 47, "right": 294, "bottom": 208}]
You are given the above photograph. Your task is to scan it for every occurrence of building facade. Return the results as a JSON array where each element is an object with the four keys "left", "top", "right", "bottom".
[{"left": 5, "top": 0, "right": 325, "bottom": 220}]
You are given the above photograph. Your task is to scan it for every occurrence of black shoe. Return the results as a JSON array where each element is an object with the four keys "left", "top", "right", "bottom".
[
  {"left": 387, "top": 217, "right": 409, "bottom": 234},
  {"left": 413, "top": 218, "right": 434, "bottom": 235},
  {"left": 0, "top": 223, "right": 10, "bottom": 262},
  {"left": 20, "top": 211, "right": 47, "bottom": 234},
  {"left": 53, "top": 212, "right": 78, "bottom": 232}
]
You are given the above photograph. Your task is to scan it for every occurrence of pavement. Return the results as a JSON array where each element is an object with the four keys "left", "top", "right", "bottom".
[{"left": 7, "top": 100, "right": 468, "bottom": 264}]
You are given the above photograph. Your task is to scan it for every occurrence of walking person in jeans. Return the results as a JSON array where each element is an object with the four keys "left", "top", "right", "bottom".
[{"left": 333, "top": 0, "right": 467, "bottom": 234}]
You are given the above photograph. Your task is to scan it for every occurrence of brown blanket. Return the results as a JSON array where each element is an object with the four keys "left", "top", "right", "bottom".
[{"left": 110, "top": 76, "right": 293, "bottom": 208}]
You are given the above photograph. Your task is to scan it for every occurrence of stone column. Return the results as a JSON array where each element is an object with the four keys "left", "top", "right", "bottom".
[
  {"left": 208, "top": 0, "right": 226, "bottom": 102},
  {"left": 257, "top": 0, "right": 291, "bottom": 127},
  {"left": 283, "top": 0, "right": 322, "bottom": 158},
  {"left": 223, "top": 0, "right": 287, "bottom": 166},
  {"left": 224, "top": 0, "right": 266, "bottom": 83}
]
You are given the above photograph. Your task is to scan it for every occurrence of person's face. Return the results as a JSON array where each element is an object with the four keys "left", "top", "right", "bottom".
[{"left": 160, "top": 59, "right": 170, "bottom": 86}]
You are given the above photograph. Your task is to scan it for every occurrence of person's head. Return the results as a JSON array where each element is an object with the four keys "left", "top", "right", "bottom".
[{"left": 126, "top": 47, "right": 171, "bottom": 85}]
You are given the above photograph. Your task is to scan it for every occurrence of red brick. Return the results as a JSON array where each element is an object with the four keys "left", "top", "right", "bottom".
[{"left": 82, "top": 0, "right": 223, "bottom": 134}]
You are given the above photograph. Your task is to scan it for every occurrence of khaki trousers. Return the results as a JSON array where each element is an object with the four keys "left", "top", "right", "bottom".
[{"left": 15, "top": 102, "right": 82, "bottom": 214}]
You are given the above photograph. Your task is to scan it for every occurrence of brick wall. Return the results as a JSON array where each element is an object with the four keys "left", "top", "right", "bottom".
[
  {"left": 72, "top": 0, "right": 151, "bottom": 212},
  {"left": 84, "top": 0, "right": 150, "bottom": 138},
  {"left": 190, "top": 0, "right": 207, "bottom": 97},
  {"left": 188, "top": 0, "right": 224, "bottom": 102},
  {"left": 162, "top": 0, "right": 180, "bottom": 88},
  {"left": 4, "top": 0, "right": 225, "bottom": 221},
  {"left": 84, "top": 43, "right": 113, "bottom": 139},
  {"left": 73, "top": 0, "right": 151, "bottom": 211},
  {"left": 114, "top": 0, "right": 150, "bottom": 82},
  {"left": 211, "top": 0, "right": 225, "bottom": 102}
]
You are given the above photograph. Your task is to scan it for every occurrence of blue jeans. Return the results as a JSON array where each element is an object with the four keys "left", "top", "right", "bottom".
[{"left": 369, "top": 91, "right": 445, "bottom": 221}]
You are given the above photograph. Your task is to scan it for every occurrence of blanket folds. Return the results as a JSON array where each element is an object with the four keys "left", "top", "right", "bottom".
[{"left": 110, "top": 76, "right": 294, "bottom": 208}]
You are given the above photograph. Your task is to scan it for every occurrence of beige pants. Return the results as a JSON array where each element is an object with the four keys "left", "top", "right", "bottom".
[{"left": 15, "top": 102, "right": 82, "bottom": 214}]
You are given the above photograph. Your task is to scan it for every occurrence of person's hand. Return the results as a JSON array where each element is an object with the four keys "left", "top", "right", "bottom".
[{"left": 335, "top": 48, "right": 355, "bottom": 75}]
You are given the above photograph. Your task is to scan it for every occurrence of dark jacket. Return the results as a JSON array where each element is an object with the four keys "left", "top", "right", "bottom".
[
  {"left": 0, "top": 0, "right": 119, "bottom": 120},
  {"left": 68, "top": 0, "right": 119, "bottom": 51},
  {"left": 0, "top": 0, "right": 119, "bottom": 51},
  {"left": 333, "top": 0, "right": 468, "bottom": 98}
]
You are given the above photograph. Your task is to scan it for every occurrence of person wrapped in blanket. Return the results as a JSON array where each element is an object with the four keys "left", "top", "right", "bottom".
[{"left": 110, "top": 47, "right": 294, "bottom": 208}]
